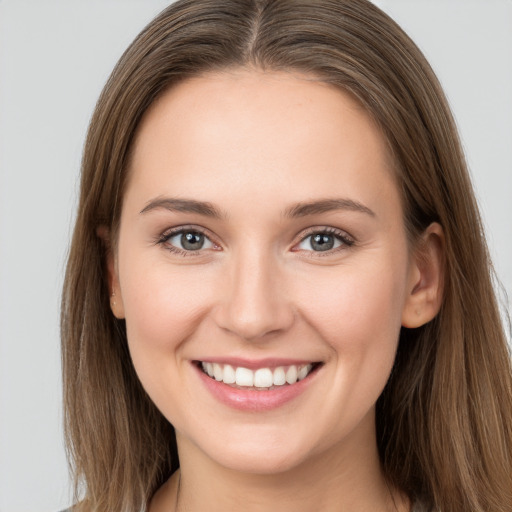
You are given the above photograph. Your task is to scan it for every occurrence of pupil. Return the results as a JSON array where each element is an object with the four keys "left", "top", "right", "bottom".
[
  {"left": 311, "top": 234, "right": 334, "bottom": 251},
  {"left": 181, "top": 232, "right": 204, "bottom": 250}
]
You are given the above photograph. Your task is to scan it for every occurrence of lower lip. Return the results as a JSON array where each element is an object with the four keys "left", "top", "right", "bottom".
[{"left": 194, "top": 364, "right": 319, "bottom": 412}]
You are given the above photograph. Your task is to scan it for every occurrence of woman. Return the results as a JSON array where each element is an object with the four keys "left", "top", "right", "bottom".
[{"left": 61, "top": 1, "right": 512, "bottom": 511}]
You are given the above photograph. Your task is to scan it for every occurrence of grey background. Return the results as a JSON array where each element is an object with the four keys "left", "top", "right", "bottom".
[{"left": 0, "top": 1, "right": 510, "bottom": 511}]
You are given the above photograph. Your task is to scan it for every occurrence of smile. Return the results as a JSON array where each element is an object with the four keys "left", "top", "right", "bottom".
[
  {"left": 199, "top": 362, "right": 316, "bottom": 390},
  {"left": 193, "top": 358, "right": 323, "bottom": 411}
]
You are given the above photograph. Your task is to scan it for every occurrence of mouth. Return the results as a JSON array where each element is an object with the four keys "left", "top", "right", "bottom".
[{"left": 196, "top": 361, "right": 322, "bottom": 391}]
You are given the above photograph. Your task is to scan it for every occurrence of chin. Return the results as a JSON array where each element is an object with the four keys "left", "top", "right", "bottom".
[
  {"left": 194, "top": 427, "right": 319, "bottom": 476},
  {"left": 213, "top": 448, "right": 309, "bottom": 475}
]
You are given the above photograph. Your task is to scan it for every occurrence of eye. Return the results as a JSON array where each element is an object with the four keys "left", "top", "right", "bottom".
[
  {"left": 159, "top": 228, "right": 216, "bottom": 254},
  {"left": 296, "top": 228, "right": 354, "bottom": 253}
]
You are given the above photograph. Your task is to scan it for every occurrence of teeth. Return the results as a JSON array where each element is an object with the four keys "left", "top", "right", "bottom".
[
  {"left": 235, "top": 367, "right": 254, "bottom": 387},
  {"left": 285, "top": 365, "right": 298, "bottom": 384},
  {"left": 273, "top": 366, "right": 286, "bottom": 386},
  {"left": 201, "top": 362, "right": 315, "bottom": 388},
  {"left": 254, "top": 368, "right": 273, "bottom": 388},
  {"left": 213, "top": 363, "right": 223, "bottom": 381},
  {"left": 223, "top": 364, "right": 236, "bottom": 384},
  {"left": 298, "top": 364, "right": 312, "bottom": 381}
]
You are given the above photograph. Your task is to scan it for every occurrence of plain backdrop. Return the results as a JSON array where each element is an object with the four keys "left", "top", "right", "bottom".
[{"left": 0, "top": 1, "right": 511, "bottom": 511}]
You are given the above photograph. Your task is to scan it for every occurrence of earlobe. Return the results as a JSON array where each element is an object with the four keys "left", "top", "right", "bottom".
[
  {"left": 96, "top": 225, "right": 125, "bottom": 319},
  {"left": 401, "top": 222, "right": 445, "bottom": 328}
]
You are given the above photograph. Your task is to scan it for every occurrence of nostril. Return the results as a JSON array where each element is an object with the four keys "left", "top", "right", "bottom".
[
  {"left": 209, "top": 261, "right": 295, "bottom": 340},
  {"left": 212, "top": 299, "right": 295, "bottom": 342}
]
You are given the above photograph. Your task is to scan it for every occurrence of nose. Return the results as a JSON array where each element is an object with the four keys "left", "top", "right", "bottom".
[{"left": 212, "top": 248, "right": 295, "bottom": 341}]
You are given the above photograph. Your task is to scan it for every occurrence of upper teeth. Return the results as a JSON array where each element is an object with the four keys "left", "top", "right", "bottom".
[{"left": 201, "top": 362, "right": 314, "bottom": 388}]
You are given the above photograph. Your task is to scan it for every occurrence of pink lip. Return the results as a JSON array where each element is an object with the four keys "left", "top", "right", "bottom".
[{"left": 193, "top": 361, "right": 320, "bottom": 412}]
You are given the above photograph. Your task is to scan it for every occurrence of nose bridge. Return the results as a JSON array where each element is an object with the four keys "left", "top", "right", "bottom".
[{"left": 214, "top": 241, "right": 294, "bottom": 341}]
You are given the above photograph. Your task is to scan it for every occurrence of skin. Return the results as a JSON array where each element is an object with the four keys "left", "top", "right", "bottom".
[{"left": 106, "top": 69, "right": 443, "bottom": 511}]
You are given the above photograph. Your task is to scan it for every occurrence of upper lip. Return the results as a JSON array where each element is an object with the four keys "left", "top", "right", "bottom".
[{"left": 193, "top": 357, "right": 321, "bottom": 370}]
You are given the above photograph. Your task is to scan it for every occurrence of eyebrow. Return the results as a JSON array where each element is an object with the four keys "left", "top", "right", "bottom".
[
  {"left": 139, "top": 196, "right": 375, "bottom": 219},
  {"left": 140, "top": 197, "right": 226, "bottom": 219},
  {"left": 283, "top": 198, "right": 376, "bottom": 218}
]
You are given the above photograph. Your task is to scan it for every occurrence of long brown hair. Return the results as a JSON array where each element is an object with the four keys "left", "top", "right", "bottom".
[{"left": 61, "top": 1, "right": 512, "bottom": 511}]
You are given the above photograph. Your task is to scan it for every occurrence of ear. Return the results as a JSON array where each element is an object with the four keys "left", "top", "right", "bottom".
[
  {"left": 96, "top": 225, "right": 125, "bottom": 319},
  {"left": 401, "top": 222, "right": 445, "bottom": 328}
]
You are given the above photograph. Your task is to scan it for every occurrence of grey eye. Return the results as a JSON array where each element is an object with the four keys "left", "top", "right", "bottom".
[
  {"left": 298, "top": 233, "right": 344, "bottom": 252},
  {"left": 168, "top": 231, "right": 214, "bottom": 251}
]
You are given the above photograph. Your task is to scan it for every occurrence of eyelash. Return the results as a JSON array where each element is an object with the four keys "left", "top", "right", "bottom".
[
  {"left": 155, "top": 225, "right": 355, "bottom": 257},
  {"left": 155, "top": 225, "right": 217, "bottom": 257},
  {"left": 294, "top": 227, "right": 355, "bottom": 257}
]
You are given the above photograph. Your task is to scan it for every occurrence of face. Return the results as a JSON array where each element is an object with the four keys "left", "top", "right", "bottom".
[{"left": 112, "top": 70, "right": 421, "bottom": 475}]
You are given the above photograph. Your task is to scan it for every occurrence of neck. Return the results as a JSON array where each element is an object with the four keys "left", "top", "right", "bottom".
[{"left": 150, "top": 417, "right": 409, "bottom": 512}]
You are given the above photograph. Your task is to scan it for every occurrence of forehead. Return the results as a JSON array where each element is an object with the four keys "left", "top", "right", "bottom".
[{"left": 126, "top": 69, "right": 400, "bottom": 222}]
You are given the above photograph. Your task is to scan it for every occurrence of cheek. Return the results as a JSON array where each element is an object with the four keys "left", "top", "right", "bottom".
[
  {"left": 118, "top": 251, "right": 214, "bottom": 367},
  {"left": 299, "top": 262, "right": 406, "bottom": 339},
  {"left": 291, "top": 262, "right": 408, "bottom": 443},
  {"left": 117, "top": 254, "right": 218, "bottom": 420},
  {"left": 294, "top": 255, "right": 408, "bottom": 393}
]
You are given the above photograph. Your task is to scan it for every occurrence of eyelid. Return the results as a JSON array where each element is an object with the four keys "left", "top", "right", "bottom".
[
  {"left": 292, "top": 226, "right": 355, "bottom": 255},
  {"left": 154, "top": 224, "right": 355, "bottom": 257},
  {"left": 155, "top": 224, "right": 221, "bottom": 256}
]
